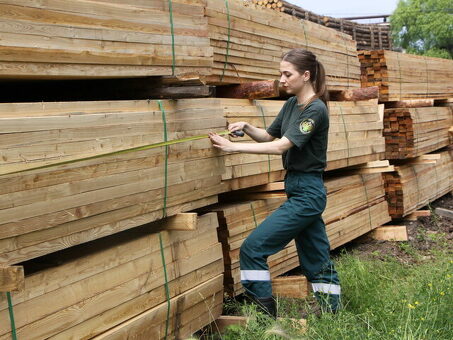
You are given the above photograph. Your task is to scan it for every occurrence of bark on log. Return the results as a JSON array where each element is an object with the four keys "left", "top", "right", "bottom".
[
  {"left": 216, "top": 80, "right": 281, "bottom": 99},
  {"left": 330, "top": 86, "right": 379, "bottom": 101}
]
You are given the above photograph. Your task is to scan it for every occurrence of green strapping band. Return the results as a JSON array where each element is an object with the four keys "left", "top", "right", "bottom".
[
  {"left": 338, "top": 106, "right": 351, "bottom": 166},
  {"left": 6, "top": 292, "right": 17, "bottom": 340},
  {"left": 255, "top": 101, "right": 272, "bottom": 179},
  {"left": 360, "top": 175, "right": 373, "bottom": 229},
  {"left": 411, "top": 166, "right": 421, "bottom": 210},
  {"left": 250, "top": 202, "right": 258, "bottom": 228},
  {"left": 158, "top": 100, "right": 169, "bottom": 218},
  {"left": 167, "top": 0, "right": 176, "bottom": 75},
  {"left": 158, "top": 232, "right": 171, "bottom": 340},
  {"left": 220, "top": 0, "right": 231, "bottom": 81},
  {"left": 301, "top": 20, "right": 309, "bottom": 49},
  {"left": 340, "top": 34, "right": 350, "bottom": 88}
]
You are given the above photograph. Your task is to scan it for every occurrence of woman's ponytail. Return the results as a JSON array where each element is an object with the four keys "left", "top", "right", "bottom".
[{"left": 314, "top": 60, "right": 329, "bottom": 105}]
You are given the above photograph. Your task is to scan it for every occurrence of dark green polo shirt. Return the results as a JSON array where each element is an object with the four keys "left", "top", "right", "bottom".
[{"left": 266, "top": 96, "right": 329, "bottom": 173}]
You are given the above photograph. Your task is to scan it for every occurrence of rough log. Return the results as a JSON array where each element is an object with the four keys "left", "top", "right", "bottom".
[
  {"left": 216, "top": 80, "right": 281, "bottom": 99},
  {"left": 330, "top": 86, "right": 379, "bottom": 101}
]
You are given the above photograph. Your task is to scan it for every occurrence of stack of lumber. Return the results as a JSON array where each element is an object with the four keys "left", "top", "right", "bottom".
[
  {"left": 210, "top": 172, "right": 390, "bottom": 296},
  {"left": 384, "top": 149, "right": 453, "bottom": 219},
  {"left": 384, "top": 105, "right": 453, "bottom": 159},
  {"left": 184, "top": 98, "right": 384, "bottom": 190},
  {"left": 0, "top": 213, "right": 224, "bottom": 339},
  {"left": 0, "top": 0, "right": 212, "bottom": 79},
  {"left": 358, "top": 50, "right": 453, "bottom": 101},
  {"left": 252, "top": 0, "right": 392, "bottom": 50},
  {"left": 0, "top": 99, "right": 227, "bottom": 264},
  {"left": 205, "top": 0, "right": 361, "bottom": 89}
]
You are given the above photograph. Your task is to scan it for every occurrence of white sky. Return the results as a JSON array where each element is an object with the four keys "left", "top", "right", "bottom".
[{"left": 288, "top": 0, "right": 400, "bottom": 22}]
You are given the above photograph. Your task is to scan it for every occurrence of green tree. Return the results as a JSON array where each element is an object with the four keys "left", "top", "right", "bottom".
[{"left": 391, "top": 0, "right": 453, "bottom": 59}]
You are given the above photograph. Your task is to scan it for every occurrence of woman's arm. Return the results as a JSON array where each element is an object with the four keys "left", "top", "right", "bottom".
[
  {"left": 229, "top": 122, "right": 275, "bottom": 143},
  {"left": 209, "top": 133, "right": 293, "bottom": 155}
]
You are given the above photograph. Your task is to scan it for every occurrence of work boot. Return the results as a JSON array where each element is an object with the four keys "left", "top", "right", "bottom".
[
  {"left": 248, "top": 295, "right": 277, "bottom": 319},
  {"left": 314, "top": 292, "right": 341, "bottom": 314}
]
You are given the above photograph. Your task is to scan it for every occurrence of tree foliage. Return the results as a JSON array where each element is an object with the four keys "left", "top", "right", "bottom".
[{"left": 390, "top": 0, "right": 453, "bottom": 59}]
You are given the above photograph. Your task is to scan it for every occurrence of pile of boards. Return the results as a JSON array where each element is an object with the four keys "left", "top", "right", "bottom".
[
  {"left": 252, "top": 0, "right": 392, "bottom": 50},
  {"left": 0, "top": 0, "right": 213, "bottom": 79},
  {"left": 0, "top": 0, "right": 360, "bottom": 89},
  {"left": 0, "top": 213, "right": 224, "bottom": 339},
  {"left": 209, "top": 172, "right": 390, "bottom": 296},
  {"left": 383, "top": 105, "right": 452, "bottom": 159},
  {"left": 0, "top": 100, "right": 227, "bottom": 264},
  {"left": 358, "top": 50, "right": 453, "bottom": 101},
  {"left": 383, "top": 150, "right": 453, "bottom": 219},
  {"left": 205, "top": 0, "right": 360, "bottom": 88},
  {"left": 358, "top": 50, "right": 453, "bottom": 219}
]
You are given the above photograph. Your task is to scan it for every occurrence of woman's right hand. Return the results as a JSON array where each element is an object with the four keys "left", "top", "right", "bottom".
[{"left": 228, "top": 122, "right": 248, "bottom": 137}]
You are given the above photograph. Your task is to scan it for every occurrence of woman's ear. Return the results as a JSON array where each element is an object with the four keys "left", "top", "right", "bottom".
[{"left": 303, "top": 70, "right": 311, "bottom": 82}]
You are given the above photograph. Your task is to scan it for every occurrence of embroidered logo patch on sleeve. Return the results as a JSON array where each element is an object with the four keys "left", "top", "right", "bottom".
[{"left": 299, "top": 118, "right": 315, "bottom": 134}]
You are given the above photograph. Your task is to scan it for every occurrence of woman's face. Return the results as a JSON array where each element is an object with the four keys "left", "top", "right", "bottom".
[{"left": 279, "top": 60, "right": 310, "bottom": 95}]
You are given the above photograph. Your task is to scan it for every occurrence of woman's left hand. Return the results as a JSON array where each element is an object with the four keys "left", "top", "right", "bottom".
[{"left": 209, "top": 132, "right": 237, "bottom": 152}]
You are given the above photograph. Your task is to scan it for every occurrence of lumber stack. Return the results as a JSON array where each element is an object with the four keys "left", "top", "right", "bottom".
[
  {"left": 0, "top": 213, "right": 224, "bottom": 339},
  {"left": 194, "top": 98, "right": 384, "bottom": 190},
  {"left": 205, "top": 0, "right": 361, "bottom": 89},
  {"left": 210, "top": 172, "right": 390, "bottom": 296},
  {"left": 252, "top": 0, "right": 392, "bottom": 50},
  {"left": 384, "top": 150, "right": 453, "bottom": 219},
  {"left": 384, "top": 106, "right": 453, "bottom": 159},
  {"left": 0, "top": 0, "right": 212, "bottom": 79},
  {"left": 358, "top": 50, "right": 453, "bottom": 101},
  {"left": 0, "top": 100, "right": 227, "bottom": 265}
]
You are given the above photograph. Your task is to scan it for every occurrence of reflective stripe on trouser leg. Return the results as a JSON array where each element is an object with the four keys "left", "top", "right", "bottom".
[
  {"left": 294, "top": 215, "right": 341, "bottom": 311},
  {"left": 240, "top": 197, "right": 321, "bottom": 298}
]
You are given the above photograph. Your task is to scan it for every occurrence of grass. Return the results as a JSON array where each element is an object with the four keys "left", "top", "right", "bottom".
[{"left": 197, "top": 239, "right": 453, "bottom": 339}]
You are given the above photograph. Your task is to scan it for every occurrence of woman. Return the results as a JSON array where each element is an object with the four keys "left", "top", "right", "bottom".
[{"left": 209, "top": 49, "right": 341, "bottom": 318}]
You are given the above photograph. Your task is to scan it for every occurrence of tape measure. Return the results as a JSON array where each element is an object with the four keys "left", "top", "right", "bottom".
[{"left": 2, "top": 130, "right": 234, "bottom": 176}]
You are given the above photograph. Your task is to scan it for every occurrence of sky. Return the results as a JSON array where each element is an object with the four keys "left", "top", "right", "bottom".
[{"left": 288, "top": 0, "right": 400, "bottom": 23}]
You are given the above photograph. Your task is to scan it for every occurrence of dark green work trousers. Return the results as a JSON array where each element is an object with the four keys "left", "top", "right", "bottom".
[{"left": 240, "top": 171, "right": 341, "bottom": 311}]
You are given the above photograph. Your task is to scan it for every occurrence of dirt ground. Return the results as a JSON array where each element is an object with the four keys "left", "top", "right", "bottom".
[{"left": 341, "top": 192, "right": 453, "bottom": 264}]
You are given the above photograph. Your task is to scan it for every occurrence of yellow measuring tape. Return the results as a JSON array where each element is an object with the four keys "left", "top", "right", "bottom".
[{"left": 2, "top": 130, "right": 231, "bottom": 176}]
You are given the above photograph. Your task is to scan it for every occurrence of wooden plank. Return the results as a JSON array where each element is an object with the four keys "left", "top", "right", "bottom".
[
  {"left": 434, "top": 207, "right": 453, "bottom": 219},
  {"left": 272, "top": 275, "right": 309, "bottom": 299},
  {"left": 154, "top": 213, "right": 198, "bottom": 231},
  {"left": 369, "top": 225, "right": 408, "bottom": 241},
  {"left": 211, "top": 316, "right": 250, "bottom": 334},
  {"left": 0, "top": 266, "right": 24, "bottom": 292}
]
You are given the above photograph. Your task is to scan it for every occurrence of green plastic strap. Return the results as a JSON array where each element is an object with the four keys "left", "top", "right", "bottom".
[
  {"left": 158, "top": 100, "right": 169, "bottom": 218},
  {"left": 255, "top": 101, "right": 272, "bottom": 178},
  {"left": 167, "top": 0, "right": 176, "bottom": 75},
  {"left": 301, "top": 20, "right": 309, "bottom": 49},
  {"left": 220, "top": 0, "right": 231, "bottom": 81},
  {"left": 359, "top": 175, "right": 373, "bottom": 229},
  {"left": 158, "top": 232, "right": 171, "bottom": 340},
  {"left": 338, "top": 106, "right": 351, "bottom": 166},
  {"left": 250, "top": 202, "right": 258, "bottom": 228},
  {"left": 413, "top": 108, "right": 420, "bottom": 156},
  {"left": 6, "top": 292, "right": 17, "bottom": 340},
  {"left": 340, "top": 34, "right": 350, "bottom": 88}
]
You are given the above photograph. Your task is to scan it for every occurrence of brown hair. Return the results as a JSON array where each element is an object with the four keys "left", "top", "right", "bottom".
[{"left": 282, "top": 49, "right": 329, "bottom": 105}]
